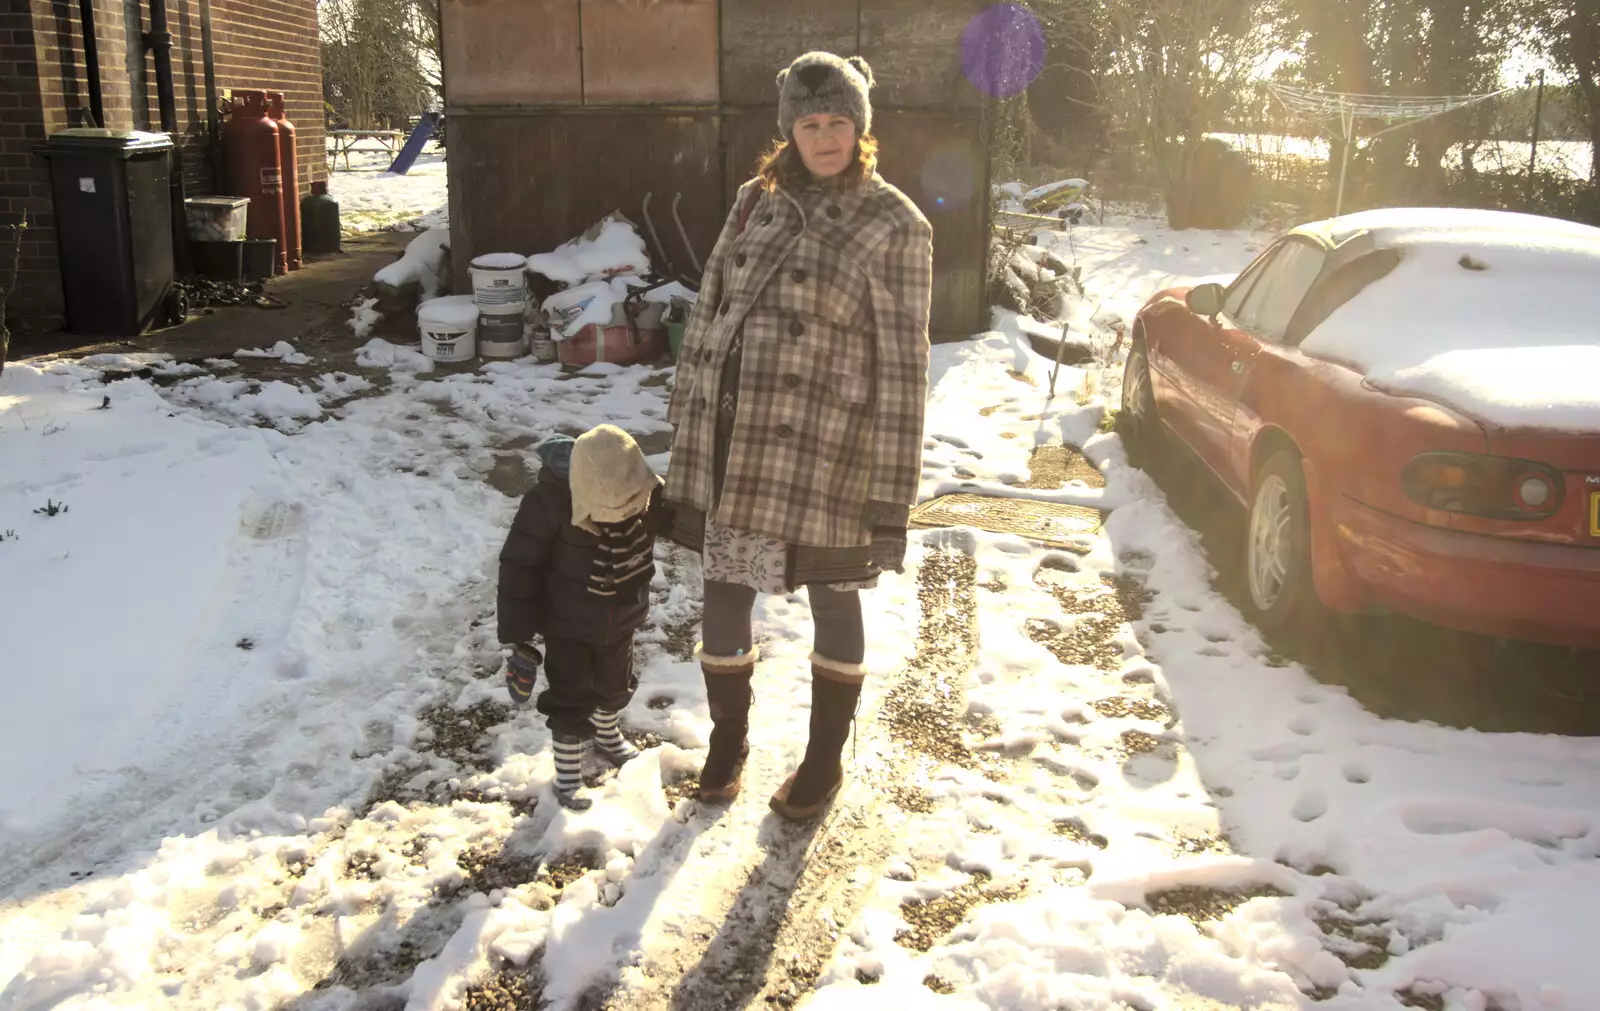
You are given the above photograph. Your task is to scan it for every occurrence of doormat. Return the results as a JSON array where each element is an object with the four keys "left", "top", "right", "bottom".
[{"left": 910, "top": 494, "right": 1103, "bottom": 548}]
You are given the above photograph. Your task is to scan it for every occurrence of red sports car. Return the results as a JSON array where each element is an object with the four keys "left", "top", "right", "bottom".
[{"left": 1120, "top": 208, "right": 1600, "bottom": 648}]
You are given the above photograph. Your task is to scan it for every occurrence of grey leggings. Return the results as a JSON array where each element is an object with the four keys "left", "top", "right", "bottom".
[{"left": 702, "top": 579, "right": 865, "bottom": 665}]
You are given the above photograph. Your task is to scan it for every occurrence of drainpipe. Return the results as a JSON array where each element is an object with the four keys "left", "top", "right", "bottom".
[
  {"left": 145, "top": 0, "right": 178, "bottom": 133},
  {"left": 199, "top": 0, "right": 223, "bottom": 187},
  {"left": 144, "top": 0, "right": 191, "bottom": 275},
  {"left": 78, "top": 0, "right": 106, "bottom": 128}
]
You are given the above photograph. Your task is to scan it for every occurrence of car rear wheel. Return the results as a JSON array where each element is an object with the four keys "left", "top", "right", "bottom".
[
  {"left": 1246, "top": 450, "right": 1320, "bottom": 632},
  {"left": 1117, "top": 336, "right": 1163, "bottom": 465}
]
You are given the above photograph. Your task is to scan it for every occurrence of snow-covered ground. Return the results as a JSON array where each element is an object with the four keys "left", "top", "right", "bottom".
[
  {"left": 327, "top": 144, "right": 449, "bottom": 234},
  {"left": 1208, "top": 132, "right": 1595, "bottom": 182},
  {"left": 3, "top": 217, "right": 1598, "bottom": 1011}
]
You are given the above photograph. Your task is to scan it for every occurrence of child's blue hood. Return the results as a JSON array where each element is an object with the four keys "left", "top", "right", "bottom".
[{"left": 535, "top": 435, "right": 575, "bottom": 480}]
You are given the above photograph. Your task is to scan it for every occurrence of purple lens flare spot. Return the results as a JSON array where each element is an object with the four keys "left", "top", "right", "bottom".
[
  {"left": 961, "top": 3, "right": 1046, "bottom": 99},
  {"left": 920, "top": 141, "right": 978, "bottom": 213}
]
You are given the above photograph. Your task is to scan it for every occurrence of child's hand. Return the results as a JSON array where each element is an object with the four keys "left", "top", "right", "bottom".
[
  {"left": 506, "top": 642, "right": 542, "bottom": 704},
  {"left": 509, "top": 642, "right": 543, "bottom": 669}
]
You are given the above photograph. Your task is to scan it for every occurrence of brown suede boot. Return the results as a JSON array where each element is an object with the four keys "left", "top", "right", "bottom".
[
  {"left": 770, "top": 657, "right": 863, "bottom": 822},
  {"left": 697, "top": 646, "right": 756, "bottom": 802}
]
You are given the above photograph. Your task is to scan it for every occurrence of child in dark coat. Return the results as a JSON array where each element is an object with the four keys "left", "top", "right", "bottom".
[{"left": 497, "top": 424, "right": 668, "bottom": 811}]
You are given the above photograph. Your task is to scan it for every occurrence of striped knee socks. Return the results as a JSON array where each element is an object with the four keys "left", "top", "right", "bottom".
[
  {"left": 591, "top": 709, "right": 640, "bottom": 765},
  {"left": 552, "top": 734, "right": 590, "bottom": 811}
]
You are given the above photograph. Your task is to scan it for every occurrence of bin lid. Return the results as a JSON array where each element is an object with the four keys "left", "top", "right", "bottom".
[
  {"left": 44, "top": 129, "right": 174, "bottom": 154},
  {"left": 187, "top": 195, "right": 252, "bottom": 209}
]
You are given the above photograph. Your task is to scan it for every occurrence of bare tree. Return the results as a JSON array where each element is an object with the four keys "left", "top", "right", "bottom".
[
  {"left": 1535, "top": 0, "right": 1599, "bottom": 189},
  {"left": 1107, "top": 0, "right": 1282, "bottom": 225},
  {"left": 1035, "top": 0, "right": 1284, "bottom": 225},
  {"left": 319, "top": 0, "right": 440, "bottom": 129}
]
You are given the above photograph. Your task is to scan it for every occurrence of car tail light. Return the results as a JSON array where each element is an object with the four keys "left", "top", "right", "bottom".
[{"left": 1402, "top": 453, "right": 1564, "bottom": 520}]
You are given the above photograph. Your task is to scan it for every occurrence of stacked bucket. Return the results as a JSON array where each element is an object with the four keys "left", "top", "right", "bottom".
[{"left": 469, "top": 254, "right": 531, "bottom": 359}]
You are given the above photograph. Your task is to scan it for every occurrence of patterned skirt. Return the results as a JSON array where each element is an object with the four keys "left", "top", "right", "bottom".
[{"left": 701, "top": 512, "right": 877, "bottom": 595}]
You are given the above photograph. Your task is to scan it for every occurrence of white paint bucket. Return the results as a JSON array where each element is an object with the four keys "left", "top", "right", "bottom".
[
  {"left": 477, "top": 307, "right": 527, "bottom": 358},
  {"left": 420, "top": 323, "right": 476, "bottom": 363},
  {"left": 417, "top": 295, "right": 479, "bottom": 363},
  {"left": 470, "top": 253, "right": 529, "bottom": 312}
]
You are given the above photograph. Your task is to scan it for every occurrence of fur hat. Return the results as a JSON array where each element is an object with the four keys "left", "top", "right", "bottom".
[
  {"left": 777, "top": 52, "right": 875, "bottom": 139},
  {"left": 569, "top": 425, "right": 661, "bottom": 534}
]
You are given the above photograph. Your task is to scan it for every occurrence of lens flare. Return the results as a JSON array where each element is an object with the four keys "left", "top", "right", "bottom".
[
  {"left": 919, "top": 142, "right": 978, "bottom": 213},
  {"left": 961, "top": 4, "right": 1046, "bottom": 99}
]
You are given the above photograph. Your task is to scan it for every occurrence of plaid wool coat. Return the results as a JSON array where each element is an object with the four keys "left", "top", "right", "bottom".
[{"left": 665, "top": 174, "right": 934, "bottom": 548}]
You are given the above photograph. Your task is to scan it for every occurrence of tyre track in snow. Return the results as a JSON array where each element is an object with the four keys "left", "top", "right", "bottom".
[{"left": 604, "top": 534, "right": 980, "bottom": 1010}]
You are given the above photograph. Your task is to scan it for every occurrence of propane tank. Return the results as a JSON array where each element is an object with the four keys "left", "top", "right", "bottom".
[
  {"left": 301, "top": 180, "right": 341, "bottom": 255},
  {"left": 265, "top": 92, "right": 302, "bottom": 271},
  {"left": 224, "top": 90, "right": 287, "bottom": 274}
]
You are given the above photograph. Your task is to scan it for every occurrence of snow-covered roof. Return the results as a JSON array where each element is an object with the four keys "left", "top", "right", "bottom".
[{"left": 1299, "top": 212, "right": 1600, "bottom": 432}]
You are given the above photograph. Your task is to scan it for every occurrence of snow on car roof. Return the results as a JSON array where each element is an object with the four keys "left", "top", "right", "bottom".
[
  {"left": 1298, "top": 211, "right": 1600, "bottom": 433},
  {"left": 1295, "top": 206, "right": 1600, "bottom": 255}
]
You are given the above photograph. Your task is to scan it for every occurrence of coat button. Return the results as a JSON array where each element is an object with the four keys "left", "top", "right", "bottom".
[
  {"left": 777, "top": 424, "right": 794, "bottom": 439},
  {"left": 784, "top": 373, "right": 801, "bottom": 389},
  {"left": 788, "top": 320, "right": 805, "bottom": 337},
  {"left": 790, "top": 268, "right": 808, "bottom": 284},
  {"left": 734, "top": 253, "right": 747, "bottom": 267},
  {"left": 826, "top": 205, "right": 841, "bottom": 219}
]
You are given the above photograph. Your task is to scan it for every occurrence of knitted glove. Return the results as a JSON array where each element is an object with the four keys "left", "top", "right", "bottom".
[
  {"left": 505, "top": 642, "right": 543, "bottom": 705},
  {"left": 869, "top": 526, "right": 908, "bottom": 575}
]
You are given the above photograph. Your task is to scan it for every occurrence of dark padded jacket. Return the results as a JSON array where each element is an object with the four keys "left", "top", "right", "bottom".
[{"left": 496, "top": 456, "right": 669, "bottom": 646}]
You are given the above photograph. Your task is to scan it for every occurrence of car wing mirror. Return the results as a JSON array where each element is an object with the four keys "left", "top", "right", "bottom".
[{"left": 1186, "top": 282, "right": 1224, "bottom": 321}]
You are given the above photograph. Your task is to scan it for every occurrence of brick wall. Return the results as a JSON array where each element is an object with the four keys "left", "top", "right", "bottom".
[{"left": 1, "top": 0, "right": 324, "bottom": 334}]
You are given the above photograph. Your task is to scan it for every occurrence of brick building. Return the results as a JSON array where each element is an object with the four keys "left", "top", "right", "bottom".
[{"left": 1, "top": 0, "right": 325, "bottom": 334}]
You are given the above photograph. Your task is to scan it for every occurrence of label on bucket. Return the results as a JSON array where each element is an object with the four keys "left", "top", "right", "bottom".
[
  {"left": 422, "top": 327, "right": 476, "bottom": 363},
  {"left": 478, "top": 313, "right": 525, "bottom": 349}
]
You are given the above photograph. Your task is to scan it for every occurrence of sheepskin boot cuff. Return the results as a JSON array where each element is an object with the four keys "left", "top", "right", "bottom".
[
  {"left": 810, "top": 651, "right": 867, "bottom": 684},
  {"left": 696, "top": 643, "right": 759, "bottom": 674}
]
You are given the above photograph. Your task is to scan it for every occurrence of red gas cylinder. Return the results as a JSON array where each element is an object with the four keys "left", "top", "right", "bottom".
[
  {"left": 266, "top": 92, "right": 302, "bottom": 271},
  {"left": 224, "top": 90, "right": 287, "bottom": 274}
]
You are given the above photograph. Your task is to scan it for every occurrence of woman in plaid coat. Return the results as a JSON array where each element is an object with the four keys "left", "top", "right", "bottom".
[{"left": 664, "top": 51, "right": 933, "bottom": 821}]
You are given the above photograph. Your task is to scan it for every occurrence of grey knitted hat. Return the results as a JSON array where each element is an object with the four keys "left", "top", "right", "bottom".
[{"left": 777, "top": 52, "right": 875, "bottom": 139}]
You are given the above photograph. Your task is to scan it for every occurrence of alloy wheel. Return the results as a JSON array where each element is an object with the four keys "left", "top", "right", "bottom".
[{"left": 1248, "top": 473, "right": 1293, "bottom": 612}]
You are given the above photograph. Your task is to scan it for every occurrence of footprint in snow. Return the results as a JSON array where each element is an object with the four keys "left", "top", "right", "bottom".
[
  {"left": 1288, "top": 714, "right": 1317, "bottom": 737},
  {"left": 1292, "top": 789, "right": 1329, "bottom": 823},
  {"left": 1342, "top": 762, "right": 1371, "bottom": 785},
  {"left": 1277, "top": 763, "right": 1300, "bottom": 781},
  {"left": 1122, "top": 665, "right": 1157, "bottom": 685}
]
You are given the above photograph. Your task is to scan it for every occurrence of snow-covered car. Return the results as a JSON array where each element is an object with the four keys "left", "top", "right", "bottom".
[{"left": 1120, "top": 207, "right": 1600, "bottom": 648}]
